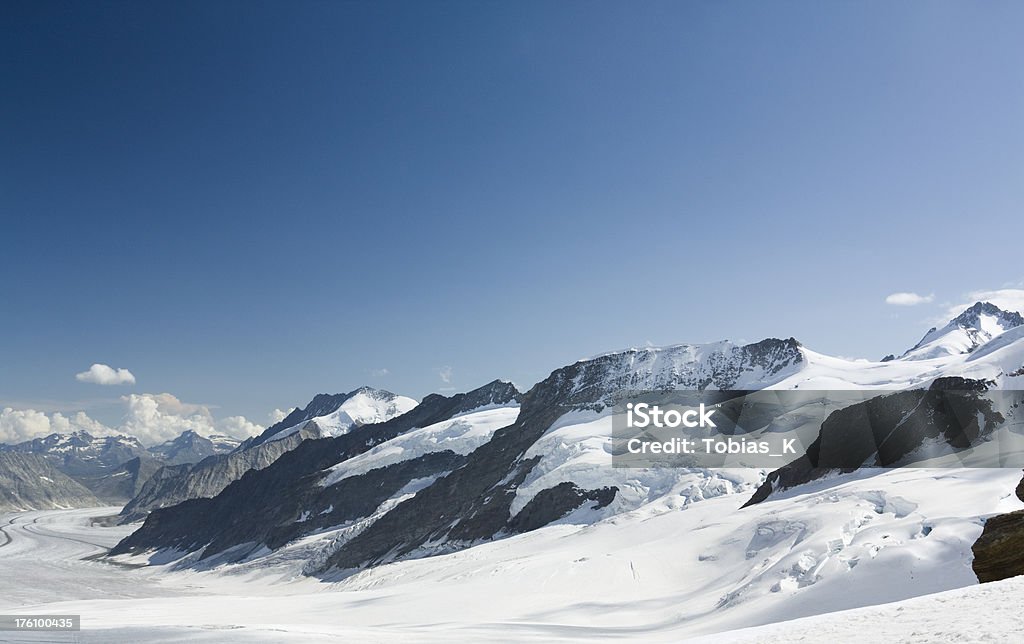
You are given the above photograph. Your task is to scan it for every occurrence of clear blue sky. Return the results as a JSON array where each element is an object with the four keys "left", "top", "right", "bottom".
[{"left": 2, "top": 1, "right": 1023, "bottom": 425}]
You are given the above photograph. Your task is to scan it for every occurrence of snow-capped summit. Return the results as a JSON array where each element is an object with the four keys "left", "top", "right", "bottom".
[
  {"left": 900, "top": 301, "right": 1024, "bottom": 360},
  {"left": 306, "top": 387, "right": 419, "bottom": 438},
  {"left": 247, "top": 387, "right": 418, "bottom": 447}
]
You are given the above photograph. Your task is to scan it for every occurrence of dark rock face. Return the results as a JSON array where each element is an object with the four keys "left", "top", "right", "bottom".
[
  {"left": 1, "top": 431, "right": 158, "bottom": 501},
  {"left": 86, "top": 456, "right": 164, "bottom": 504},
  {"left": 111, "top": 380, "right": 522, "bottom": 557},
  {"left": 322, "top": 404, "right": 561, "bottom": 570},
  {"left": 509, "top": 482, "right": 617, "bottom": 534},
  {"left": 952, "top": 301, "right": 1024, "bottom": 330},
  {"left": 118, "top": 428, "right": 316, "bottom": 523},
  {"left": 147, "top": 431, "right": 236, "bottom": 466},
  {"left": 972, "top": 472, "right": 1024, "bottom": 583},
  {"left": 540, "top": 338, "right": 803, "bottom": 412},
  {"left": 2, "top": 432, "right": 149, "bottom": 480},
  {"left": 0, "top": 452, "right": 101, "bottom": 511},
  {"left": 743, "top": 377, "right": 1003, "bottom": 507}
]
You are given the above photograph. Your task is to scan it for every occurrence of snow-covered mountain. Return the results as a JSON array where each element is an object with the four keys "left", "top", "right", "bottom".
[
  {"left": 113, "top": 380, "right": 523, "bottom": 555},
  {"left": 899, "top": 301, "right": 1024, "bottom": 360},
  {"left": 246, "top": 387, "right": 418, "bottom": 448},
  {"left": 112, "top": 303, "right": 1024, "bottom": 583},
  {"left": 117, "top": 387, "right": 418, "bottom": 523}
]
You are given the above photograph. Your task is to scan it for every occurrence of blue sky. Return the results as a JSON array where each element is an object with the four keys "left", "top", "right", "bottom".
[{"left": 2, "top": 1, "right": 1023, "bottom": 433}]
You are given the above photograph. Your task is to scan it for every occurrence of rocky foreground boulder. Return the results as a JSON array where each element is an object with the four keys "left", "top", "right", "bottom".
[{"left": 972, "top": 473, "right": 1024, "bottom": 583}]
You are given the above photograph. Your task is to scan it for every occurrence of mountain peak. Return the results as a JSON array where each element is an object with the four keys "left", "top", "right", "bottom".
[
  {"left": 900, "top": 301, "right": 1024, "bottom": 361},
  {"left": 147, "top": 430, "right": 237, "bottom": 466},
  {"left": 247, "top": 387, "right": 418, "bottom": 448},
  {"left": 951, "top": 301, "right": 1024, "bottom": 330}
]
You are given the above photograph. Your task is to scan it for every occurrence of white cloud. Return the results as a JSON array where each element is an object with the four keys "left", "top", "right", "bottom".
[
  {"left": 217, "top": 416, "right": 264, "bottom": 441},
  {"left": 119, "top": 393, "right": 264, "bottom": 445},
  {"left": 268, "top": 408, "right": 294, "bottom": 424},
  {"left": 438, "top": 366, "right": 454, "bottom": 384},
  {"left": 50, "top": 411, "right": 116, "bottom": 437},
  {"left": 943, "top": 288, "right": 1024, "bottom": 319},
  {"left": 370, "top": 368, "right": 390, "bottom": 378},
  {"left": 885, "top": 292, "right": 935, "bottom": 306},
  {"left": 2, "top": 394, "right": 268, "bottom": 447},
  {"left": 0, "top": 408, "right": 54, "bottom": 443},
  {"left": 75, "top": 363, "right": 136, "bottom": 386},
  {"left": 0, "top": 407, "right": 113, "bottom": 444}
]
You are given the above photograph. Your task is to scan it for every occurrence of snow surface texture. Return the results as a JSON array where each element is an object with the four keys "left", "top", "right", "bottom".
[
  {"left": 320, "top": 404, "right": 520, "bottom": 487},
  {"left": 6, "top": 468, "right": 1022, "bottom": 642},
  {"left": 685, "top": 575, "right": 1024, "bottom": 643},
  {"left": 7, "top": 303, "right": 1024, "bottom": 641}
]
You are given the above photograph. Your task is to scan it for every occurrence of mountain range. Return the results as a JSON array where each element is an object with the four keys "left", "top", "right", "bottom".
[
  {"left": 6, "top": 301, "right": 1024, "bottom": 608},
  {"left": 0, "top": 427, "right": 242, "bottom": 509},
  {"left": 108, "top": 302, "right": 1024, "bottom": 590}
]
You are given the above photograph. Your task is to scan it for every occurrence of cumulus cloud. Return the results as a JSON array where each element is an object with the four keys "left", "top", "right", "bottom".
[
  {"left": 50, "top": 411, "right": 116, "bottom": 437},
  {"left": 0, "top": 407, "right": 113, "bottom": 444},
  {"left": 1, "top": 394, "right": 269, "bottom": 447},
  {"left": 75, "top": 363, "right": 136, "bottom": 386},
  {"left": 218, "top": 415, "right": 264, "bottom": 440},
  {"left": 268, "top": 408, "right": 295, "bottom": 424},
  {"left": 0, "top": 408, "right": 54, "bottom": 444},
  {"left": 885, "top": 292, "right": 935, "bottom": 306},
  {"left": 438, "top": 365, "right": 454, "bottom": 384},
  {"left": 119, "top": 393, "right": 264, "bottom": 445}
]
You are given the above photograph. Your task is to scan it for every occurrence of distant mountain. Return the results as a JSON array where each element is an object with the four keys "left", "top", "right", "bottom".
[
  {"left": 899, "top": 301, "right": 1024, "bottom": 360},
  {"left": 1, "top": 431, "right": 148, "bottom": 480},
  {"left": 86, "top": 456, "right": 165, "bottom": 504},
  {"left": 119, "top": 426, "right": 318, "bottom": 523},
  {"left": 244, "top": 387, "right": 418, "bottom": 449},
  {"left": 0, "top": 429, "right": 242, "bottom": 505},
  {"left": 0, "top": 452, "right": 100, "bottom": 512},
  {"left": 112, "top": 380, "right": 522, "bottom": 555},
  {"left": 148, "top": 431, "right": 239, "bottom": 466},
  {"left": 112, "top": 307, "right": 1024, "bottom": 575},
  {"left": 118, "top": 387, "right": 416, "bottom": 522}
]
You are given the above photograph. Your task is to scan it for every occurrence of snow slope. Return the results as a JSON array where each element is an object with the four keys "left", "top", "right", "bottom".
[
  {"left": 684, "top": 575, "right": 1024, "bottom": 643},
  {"left": 12, "top": 467, "right": 1023, "bottom": 642},
  {"left": 900, "top": 301, "right": 1024, "bottom": 361},
  {"left": 269, "top": 389, "right": 417, "bottom": 442},
  {"left": 321, "top": 403, "right": 520, "bottom": 486}
]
